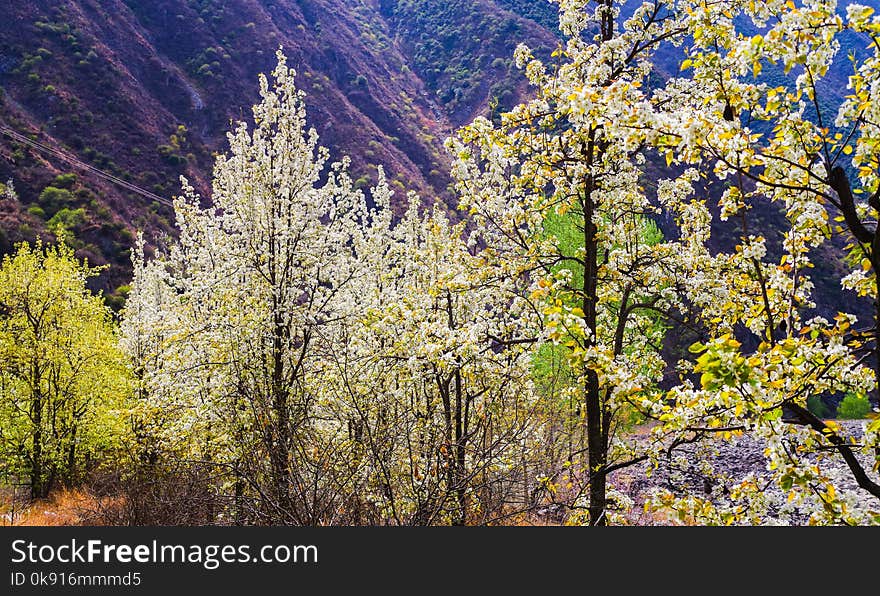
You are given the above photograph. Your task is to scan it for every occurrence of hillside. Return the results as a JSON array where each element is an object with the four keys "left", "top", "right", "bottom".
[
  {"left": 0, "top": 1, "right": 873, "bottom": 325},
  {"left": 0, "top": 0, "right": 558, "bottom": 297},
  {"left": 2, "top": 0, "right": 880, "bottom": 532}
]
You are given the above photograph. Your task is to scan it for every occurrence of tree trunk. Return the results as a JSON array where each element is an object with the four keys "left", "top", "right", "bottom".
[
  {"left": 831, "top": 165, "right": 879, "bottom": 409},
  {"left": 583, "top": 155, "right": 606, "bottom": 526},
  {"left": 454, "top": 367, "right": 466, "bottom": 525},
  {"left": 585, "top": 372, "right": 605, "bottom": 525},
  {"left": 874, "top": 293, "right": 880, "bottom": 410},
  {"left": 439, "top": 375, "right": 457, "bottom": 524},
  {"left": 30, "top": 400, "right": 44, "bottom": 499},
  {"left": 873, "top": 226, "right": 880, "bottom": 410},
  {"left": 270, "top": 316, "right": 292, "bottom": 519},
  {"left": 582, "top": 0, "right": 615, "bottom": 528},
  {"left": 66, "top": 423, "right": 77, "bottom": 487}
]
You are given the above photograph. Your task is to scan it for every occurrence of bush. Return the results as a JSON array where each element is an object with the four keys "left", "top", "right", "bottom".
[
  {"left": 836, "top": 394, "right": 872, "bottom": 419},
  {"left": 88, "top": 462, "right": 221, "bottom": 526},
  {"left": 27, "top": 205, "right": 46, "bottom": 219},
  {"left": 807, "top": 394, "right": 830, "bottom": 419},
  {"left": 47, "top": 207, "right": 86, "bottom": 232},
  {"left": 53, "top": 173, "right": 78, "bottom": 188},
  {"left": 38, "top": 185, "right": 76, "bottom": 216}
]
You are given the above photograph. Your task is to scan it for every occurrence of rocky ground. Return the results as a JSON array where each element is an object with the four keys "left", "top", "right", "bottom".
[{"left": 608, "top": 421, "right": 878, "bottom": 525}]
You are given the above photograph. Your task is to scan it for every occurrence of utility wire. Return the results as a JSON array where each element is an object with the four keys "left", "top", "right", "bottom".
[{"left": 0, "top": 124, "right": 175, "bottom": 208}]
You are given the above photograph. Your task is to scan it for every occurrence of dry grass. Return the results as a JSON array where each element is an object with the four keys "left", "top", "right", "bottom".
[{"left": 0, "top": 488, "right": 125, "bottom": 526}]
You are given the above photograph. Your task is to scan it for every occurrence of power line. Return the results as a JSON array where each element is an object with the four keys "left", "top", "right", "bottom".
[{"left": 0, "top": 125, "right": 175, "bottom": 208}]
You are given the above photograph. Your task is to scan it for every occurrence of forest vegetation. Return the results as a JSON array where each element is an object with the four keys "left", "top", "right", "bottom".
[{"left": 2, "top": 0, "right": 880, "bottom": 526}]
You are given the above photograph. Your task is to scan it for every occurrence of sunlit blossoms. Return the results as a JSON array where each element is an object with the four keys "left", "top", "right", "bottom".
[{"left": 116, "top": 1, "right": 880, "bottom": 526}]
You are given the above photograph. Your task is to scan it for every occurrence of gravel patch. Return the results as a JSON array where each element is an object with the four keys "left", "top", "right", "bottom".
[{"left": 610, "top": 420, "right": 878, "bottom": 525}]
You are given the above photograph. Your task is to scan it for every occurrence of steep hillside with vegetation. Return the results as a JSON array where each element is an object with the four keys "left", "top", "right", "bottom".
[
  {"left": 0, "top": 0, "right": 874, "bottom": 371},
  {"left": 2, "top": 0, "right": 880, "bottom": 530},
  {"left": 0, "top": 0, "right": 560, "bottom": 297},
  {"left": 379, "top": 0, "right": 558, "bottom": 124}
]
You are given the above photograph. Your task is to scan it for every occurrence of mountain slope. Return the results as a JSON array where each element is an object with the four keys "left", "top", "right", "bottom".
[
  {"left": 0, "top": 0, "right": 869, "bottom": 326},
  {"left": 380, "top": 0, "right": 558, "bottom": 124},
  {"left": 0, "top": 0, "right": 559, "bottom": 296}
]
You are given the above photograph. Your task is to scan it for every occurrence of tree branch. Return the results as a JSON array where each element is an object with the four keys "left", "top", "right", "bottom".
[{"left": 829, "top": 165, "right": 874, "bottom": 245}]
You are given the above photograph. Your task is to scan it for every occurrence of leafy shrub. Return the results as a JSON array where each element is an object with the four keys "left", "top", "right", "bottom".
[
  {"left": 47, "top": 207, "right": 86, "bottom": 233},
  {"left": 807, "top": 394, "right": 830, "bottom": 419},
  {"left": 17, "top": 222, "right": 34, "bottom": 239},
  {"left": 158, "top": 146, "right": 186, "bottom": 166},
  {"left": 837, "top": 394, "right": 872, "bottom": 419},
  {"left": 38, "top": 185, "right": 75, "bottom": 216},
  {"left": 53, "top": 172, "right": 78, "bottom": 188},
  {"left": 27, "top": 205, "right": 46, "bottom": 219}
]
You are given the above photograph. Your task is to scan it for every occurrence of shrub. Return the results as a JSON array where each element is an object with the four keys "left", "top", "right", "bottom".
[
  {"left": 53, "top": 173, "right": 77, "bottom": 188},
  {"left": 47, "top": 207, "right": 86, "bottom": 233},
  {"left": 27, "top": 205, "right": 46, "bottom": 219},
  {"left": 836, "top": 394, "right": 872, "bottom": 419},
  {"left": 38, "top": 186, "right": 75, "bottom": 216},
  {"left": 17, "top": 223, "right": 34, "bottom": 239},
  {"left": 806, "top": 394, "right": 830, "bottom": 419}
]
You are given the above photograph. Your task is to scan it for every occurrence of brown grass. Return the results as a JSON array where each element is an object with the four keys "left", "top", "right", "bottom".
[{"left": 0, "top": 489, "right": 125, "bottom": 526}]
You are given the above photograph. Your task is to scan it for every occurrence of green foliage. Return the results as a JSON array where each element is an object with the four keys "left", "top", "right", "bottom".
[
  {"left": 157, "top": 125, "right": 190, "bottom": 166},
  {"left": 26, "top": 205, "right": 46, "bottom": 219},
  {"left": 34, "top": 19, "right": 72, "bottom": 36},
  {"left": 0, "top": 241, "right": 131, "bottom": 497},
  {"left": 807, "top": 394, "right": 831, "bottom": 419},
  {"left": 493, "top": 0, "right": 559, "bottom": 33},
  {"left": 52, "top": 173, "right": 78, "bottom": 189},
  {"left": 188, "top": 46, "right": 225, "bottom": 80},
  {"left": 837, "top": 394, "right": 872, "bottom": 419},
  {"left": 47, "top": 207, "right": 87, "bottom": 234},
  {"left": 542, "top": 211, "right": 585, "bottom": 289},
  {"left": 38, "top": 186, "right": 76, "bottom": 217},
  {"left": 385, "top": 0, "right": 540, "bottom": 115}
]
